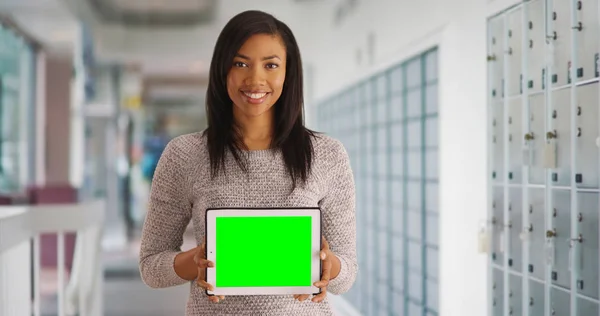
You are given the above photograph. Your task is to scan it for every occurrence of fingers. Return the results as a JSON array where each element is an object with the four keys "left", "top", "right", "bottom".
[
  {"left": 197, "top": 280, "right": 214, "bottom": 291},
  {"left": 312, "top": 287, "right": 327, "bottom": 303},
  {"left": 293, "top": 294, "right": 311, "bottom": 301},
  {"left": 321, "top": 236, "right": 330, "bottom": 251}
]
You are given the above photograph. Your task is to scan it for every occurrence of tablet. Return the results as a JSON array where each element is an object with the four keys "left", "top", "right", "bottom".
[{"left": 205, "top": 207, "right": 322, "bottom": 296}]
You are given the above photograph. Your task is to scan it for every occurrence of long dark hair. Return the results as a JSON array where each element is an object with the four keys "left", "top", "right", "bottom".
[{"left": 203, "top": 10, "right": 315, "bottom": 188}]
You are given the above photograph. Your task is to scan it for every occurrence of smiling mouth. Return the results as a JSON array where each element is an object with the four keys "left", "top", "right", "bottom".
[{"left": 242, "top": 91, "right": 269, "bottom": 99}]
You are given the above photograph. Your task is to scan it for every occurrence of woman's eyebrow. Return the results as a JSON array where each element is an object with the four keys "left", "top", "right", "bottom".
[{"left": 235, "top": 53, "right": 281, "bottom": 61}]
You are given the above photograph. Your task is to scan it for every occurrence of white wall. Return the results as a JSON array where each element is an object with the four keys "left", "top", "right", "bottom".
[{"left": 298, "top": 0, "right": 492, "bottom": 315}]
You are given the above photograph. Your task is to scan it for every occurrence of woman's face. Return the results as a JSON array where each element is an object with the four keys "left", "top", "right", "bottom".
[{"left": 227, "top": 34, "right": 287, "bottom": 120}]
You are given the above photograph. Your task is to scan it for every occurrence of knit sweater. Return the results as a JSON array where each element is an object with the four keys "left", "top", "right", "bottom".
[{"left": 138, "top": 132, "right": 357, "bottom": 315}]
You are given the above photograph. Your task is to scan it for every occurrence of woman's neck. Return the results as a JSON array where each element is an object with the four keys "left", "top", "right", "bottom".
[{"left": 235, "top": 114, "right": 274, "bottom": 151}]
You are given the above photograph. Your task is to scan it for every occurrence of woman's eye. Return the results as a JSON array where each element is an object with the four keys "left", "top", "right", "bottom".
[
  {"left": 233, "top": 62, "right": 247, "bottom": 67},
  {"left": 266, "top": 63, "right": 279, "bottom": 69}
]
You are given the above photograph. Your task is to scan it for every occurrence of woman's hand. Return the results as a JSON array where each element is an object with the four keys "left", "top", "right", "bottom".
[
  {"left": 294, "top": 236, "right": 338, "bottom": 303},
  {"left": 194, "top": 241, "right": 225, "bottom": 303}
]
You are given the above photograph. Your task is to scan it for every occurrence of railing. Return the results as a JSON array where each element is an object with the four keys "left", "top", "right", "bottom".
[{"left": 0, "top": 200, "right": 105, "bottom": 316}]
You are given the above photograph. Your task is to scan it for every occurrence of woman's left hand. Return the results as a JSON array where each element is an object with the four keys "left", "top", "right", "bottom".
[{"left": 294, "top": 236, "right": 334, "bottom": 303}]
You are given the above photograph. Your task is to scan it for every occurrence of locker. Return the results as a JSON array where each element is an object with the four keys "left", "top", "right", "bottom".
[
  {"left": 406, "top": 58, "right": 421, "bottom": 90},
  {"left": 408, "top": 272, "right": 422, "bottom": 300},
  {"left": 550, "top": 289, "right": 570, "bottom": 316},
  {"left": 408, "top": 301, "right": 422, "bottom": 316},
  {"left": 509, "top": 274, "right": 523, "bottom": 316},
  {"left": 391, "top": 94, "right": 403, "bottom": 121},
  {"left": 427, "top": 279, "right": 438, "bottom": 311},
  {"left": 507, "top": 8, "right": 523, "bottom": 96},
  {"left": 551, "top": 189, "right": 571, "bottom": 289},
  {"left": 390, "top": 66, "right": 404, "bottom": 94},
  {"left": 489, "top": 15, "right": 505, "bottom": 99},
  {"left": 576, "top": 192, "right": 599, "bottom": 299},
  {"left": 528, "top": 188, "right": 546, "bottom": 280},
  {"left": 408, "top": 241, "right": 422, "bottom": 269},
  {"left": 407, "top": 89, "right": 422, "bottom": 118},
  {"left": 529, "top": 280, "right": 545, "bottom": 316},
  {"left": 408, "top": 121, "right": 421, "bottom": 149},
  {"left": 392, "top": 208, "right": 403, "bottom": 235},
  {"left": 575, "top": 0, "right": 599, "bottom": 82},
  {"left": 408, "top": 211, "right": 421, "bottom": 240},
  {"left": 509, "top": 188, "right": 523, "bottom": 271},
  {"left": 549, "top": 0, "right": 572, "bottom": 87},
  {"left": 492, "top": 268, "right": 504, "bottom": 316},
  {"left": 393, "top": 293, "right": 404, "bottom": 315},
  {"left": 577, "top": 298, "right": 599, "bottom": 316},
  {"left": 526, "top": 0, "right": 545, "bottom": 92},
  {"left": 426, "top": 116, "right": 438, "bottom": 147},
  {"left": 408, "top": 151, "right": 422, "bottom": 179},
  {"left": 391, "top": 125, "right": 403, "bottom": 149},
  {"left": 492, "top": 101, "right": 505, "bottom": 182},
  {"left": 392, "top": 236, "right": 403, "bottom": 263},
  {"left": 426, "top": 247, "right": 438, "bottom": 279},
  {"left": 425, "top": 84, "right": 438, "bottom": 115},
  {"left": 426, "top": 150, "right": 438, "bottom": 180},
  {"left": 575, "top": 83, "right": 599, "bottom": 188},
  {"left": 426, "top": 182, "right": 438, "bottom": 212},
  {"left": 509, "top": 99, "right": 523, "bottom": 183},
  {"left": 408, "top": 181, "right": 421, "bottom": 209},
  {"left": 393, "top": 262, "right": 403, "bottom": 290},
  {"left": 528, "top": 95, "right": 546, "bottom": 184},
  {"left": 550, "top": 89, "right": 571, "bottom": 186},
  {"left": 492, "top": 187, "right": 505, "bottom": 263},
  {"left": 426, "top": 214, "right": 438, "bottom": 245}
]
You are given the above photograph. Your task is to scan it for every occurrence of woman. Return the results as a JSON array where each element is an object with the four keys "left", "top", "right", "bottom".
[{"left": 138, "top": 9, "right": 357, "bottom": 315}]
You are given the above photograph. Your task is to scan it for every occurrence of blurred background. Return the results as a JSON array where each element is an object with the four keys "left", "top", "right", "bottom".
[{"left": 1, "top": 0, "right": 597, "bottom": 315}]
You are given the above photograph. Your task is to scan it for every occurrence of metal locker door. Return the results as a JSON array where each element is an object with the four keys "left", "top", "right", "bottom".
[
  {"left": 508, "top": 99, "right": 523, "bottom": 183},
  {"left": 550, "top": 89, "right": 571, "bottom": 187},
  {"left": 577, "top": 298, "right": 599, "bottom": 316},
  {"left": 526, "top": 0, "right": 545, "bottom": 92},
  {"left": 509, "top": 274, "right": 523, "bottom": 316},
  {"left": 528, "top": 188, "right": 546, "bottom": 280},
  {"left": 507, "top": 8, "right": 523, "bottom": 96},
  {"left": 574, "top": 0, "right": 599, "bottom": 82},
  {"left": 575, "top": 83, "right": 599, "bottom": 188},
  {"left": 492, "top": 101, "right": 504, "bottom": 182},
  {"left": 528, "top": 95, "right": 546, "bottom": 185},
  {"left": 492, "top": 268, "right": 504, "bottom": 316},
  {"left": 548, "top": 0, "right": 572, "bottom": 87},
  {"left": 528, "top": 280, "right": 545, "bottom": 316},
  {"left": 576, "top": 192, "right": 599, "bottom": 299},
  {"left": 551, "top": 189, "right": 572, "bottom": 289},
  {"left": 509, "top": 188, "right": 523, "bottom": 271},
  {"left": 550, "top": 289, "right": 570, "bottom": 316},
  {"left": 489, "top": 15, "right": 505, "bottom": 99},
  {"left": 492, "top": 188, "right": 505, "bottom": 264}
]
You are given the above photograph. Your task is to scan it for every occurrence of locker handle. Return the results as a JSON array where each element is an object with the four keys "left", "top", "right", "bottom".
[
  {"left": 524, "top": 132, "right": 534, "bottom": 141},
  {"left": 546, "top": 229, "right": 556, "bottom": 238},
  {"left": 572, "top": 22, "right": 583, "bottom": 31},
  {"left": 546, "top": 130, "right": 557, "bottom": 139}
]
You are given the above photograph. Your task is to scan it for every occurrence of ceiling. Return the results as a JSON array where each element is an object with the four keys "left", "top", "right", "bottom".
[
  {"left": 89, "top": 0, "right": 217, "bottom": 26},
  {"left": 0, "top": 0, "right": 333, "bottom": 104}
]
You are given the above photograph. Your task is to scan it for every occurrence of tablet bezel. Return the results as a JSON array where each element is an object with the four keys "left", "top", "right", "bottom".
[{"left": 205, "top": 207, "right": 322, "bottom": 296}]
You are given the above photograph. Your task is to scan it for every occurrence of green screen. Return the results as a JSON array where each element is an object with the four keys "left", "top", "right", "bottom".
[{"left": 216, "top": 216, "right": 312, "bottom": 287}]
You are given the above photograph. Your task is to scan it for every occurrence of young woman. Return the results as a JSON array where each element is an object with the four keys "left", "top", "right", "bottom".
[{"left": 138, "top": 9, "right": 357, "bottom": 315}]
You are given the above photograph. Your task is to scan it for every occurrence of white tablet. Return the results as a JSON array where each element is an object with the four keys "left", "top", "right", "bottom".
[{"left": 205, "top": 207, "right": 322, "bottom": 296}]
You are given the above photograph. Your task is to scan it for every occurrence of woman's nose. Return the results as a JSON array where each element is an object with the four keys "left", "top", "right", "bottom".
[{"left": 245, "top": 67, "right": 265, "bottom": 85}]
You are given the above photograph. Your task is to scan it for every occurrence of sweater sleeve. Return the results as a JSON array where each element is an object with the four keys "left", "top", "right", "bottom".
[
  {"left": 319, "top": 140, "right": 358, "bottom": 295},
  {"left": 139, "top": 138, "right": 192, "bottom": 288}
]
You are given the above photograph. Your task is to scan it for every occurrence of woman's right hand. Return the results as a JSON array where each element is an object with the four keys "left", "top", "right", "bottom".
[{"left": 194, "top": 241, "right": 225, "bottom": 303}]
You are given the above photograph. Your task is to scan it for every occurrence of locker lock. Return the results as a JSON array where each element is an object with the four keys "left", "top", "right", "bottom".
[
  {"left": 572, "top": 22, "right": 583, "bottom": 32},
  {"left": 578, "top": 213, "right": 583, "bottom": 222},
  {"left": 526, "top": 223, "right": 533, "bottom": 232},
  {"left": 553, "top": 208, "right": 557, "bottom": 217},
  {"left": 529, "top": 297, "right": 534, "bottom": 306},
  {"left": 547, "top": 31, "right": 557, "bottom": 41},
  {"left": 577, "top": 106, "right": 581, "bottom": 116},
  {"left": 487, "top": 54, "right": 496, "bottom": 61},
  {"left": 524, "top": 132, "right": 534, "bottom": 141},
  {"left": 569, "top": 234, "right": 583, "bottom": 243},
  {"left": 577, "top": 1, "right": 582, "bottom": 10},
  {"left": 546, "top": 130, "right": 557, "bottom": 139},
  {"left": 546, "top": 229, "right": 557, "bottom": 238},
  {"left": 577, "top": 127, "right": 581, "bottom": 137}
]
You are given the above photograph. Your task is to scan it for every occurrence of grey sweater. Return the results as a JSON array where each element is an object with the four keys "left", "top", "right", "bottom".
[{"left": 139, "top": 132, "right": 357, "bottom": 315}]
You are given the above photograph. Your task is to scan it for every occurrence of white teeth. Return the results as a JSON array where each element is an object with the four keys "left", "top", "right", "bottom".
[{"left": 244, "top": 92, "right": 267, "bottom": 99}]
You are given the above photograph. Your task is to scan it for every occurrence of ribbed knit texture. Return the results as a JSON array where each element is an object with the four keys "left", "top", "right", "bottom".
[{"left": 139, "top": 132, "right": 357, "bottom": 315}]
